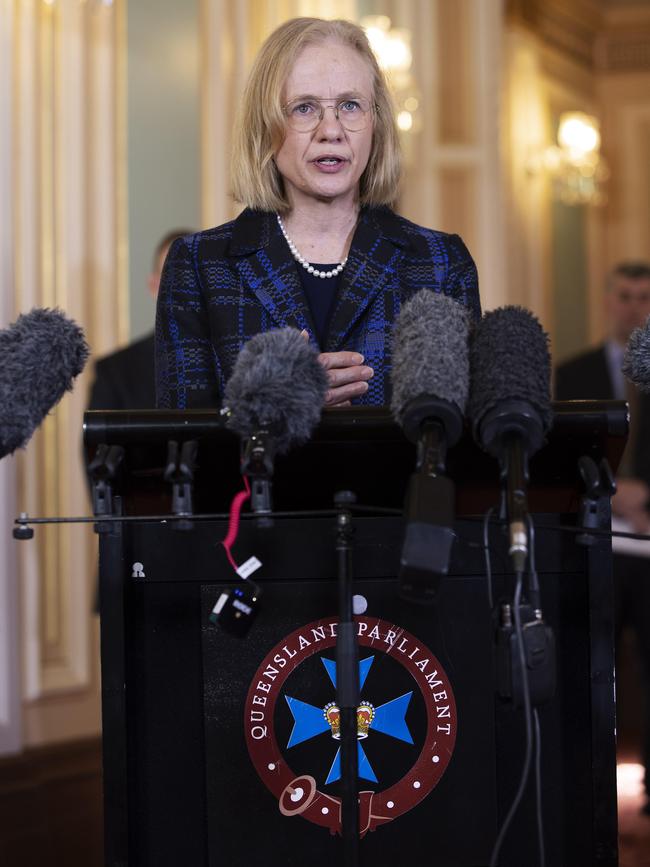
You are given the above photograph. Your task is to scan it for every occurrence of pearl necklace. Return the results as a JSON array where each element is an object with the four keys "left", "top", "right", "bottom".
[{"left": 276, "top": 214, "right": 347, "bottom": 279}]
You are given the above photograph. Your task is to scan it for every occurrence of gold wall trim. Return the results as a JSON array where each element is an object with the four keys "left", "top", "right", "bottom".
[
  {"left": 115, "top": 0, "right": 129, "bottom": 346},
  {"left": 0, "top": 0, "right": 23, "bottom": 757},
  {"left": 438, "top": 0, "right": 477, "bottom": 145}
]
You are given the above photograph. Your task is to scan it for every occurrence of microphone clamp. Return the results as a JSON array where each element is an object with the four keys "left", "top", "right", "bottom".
[
  {"left": 476, "top": 400, "right": 545, "bottom": 459},
  {"left": 496, "top": 602, "right": 556, "bottom": 708},
  {"left": 476, "top": 401, "right": 545, "bottom": 574},
  {"left": 397, "top": 397, "right": 463, "bottom": 603},
  {"left": 241, "top": 429, "right": 274, "bottom": 478},
  {"left": 400, "top": 394, "right": 463, "bottom": 446},
  {"left": 240, "top": 430, "right": 275, "bottom": 524}
]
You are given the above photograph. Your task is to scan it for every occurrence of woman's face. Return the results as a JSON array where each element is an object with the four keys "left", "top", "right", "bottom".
[{"left": 275, "top": 39, "right": 375, "bottom": 211}]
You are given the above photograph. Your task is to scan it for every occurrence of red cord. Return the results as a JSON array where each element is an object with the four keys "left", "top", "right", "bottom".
[{"left": 221, "top": 475, "right": 251, "bottom": 573}]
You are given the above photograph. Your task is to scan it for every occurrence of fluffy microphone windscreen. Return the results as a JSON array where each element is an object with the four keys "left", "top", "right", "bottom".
[
  {"left": 623, "top": 317, "right": 650, "bottom": 392},
  {"left": 390, "top": 290, "right": 471, "bottom": 426},
  {"left": 468, "top": 306, "right": 552, "bottom": 433},
  {"left": 224, "top": 328, "right": 328, "bottom": 454},
  {"left": 0, "top": 307, "right": 89, "bottom": 459}
]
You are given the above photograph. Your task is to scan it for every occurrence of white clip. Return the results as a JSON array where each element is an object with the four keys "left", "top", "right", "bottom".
[{"left": 237, "top": 556, "right": 262, "bottom": 579}]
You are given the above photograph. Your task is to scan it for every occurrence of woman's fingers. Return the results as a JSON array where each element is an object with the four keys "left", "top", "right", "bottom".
[
  {"left": 325, "top": 380, "right": 369, "bottom": 406},
  {"left": 317, "top": 350, "right": 373, "bottom": 406},
  {"left": 326, "top": 364, "right": 374, "bottom": 388},
  {"left": 318, "top": 350, "right": 365, "bottom": 370}
]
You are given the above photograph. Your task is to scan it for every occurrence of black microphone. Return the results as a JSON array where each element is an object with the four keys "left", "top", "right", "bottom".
[
  {"left": 391, "top": 290, "right": 471, "bottom": 601},
  {"left": 468, "top": 307, "right": 552, "bottom": 572},
  {"left": 223, "top": 327, "right": 328, "bottom": 514},
  {"left": 0, "top": 307, "right": 89, "bottom": 459},
  {"left": 623, "top": 316, "right": 650, "bottom": 391}
]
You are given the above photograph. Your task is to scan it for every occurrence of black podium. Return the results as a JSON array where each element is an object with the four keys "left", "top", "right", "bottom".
[{"left": 84, "top": 403, "right": 623, "bottom": 867}]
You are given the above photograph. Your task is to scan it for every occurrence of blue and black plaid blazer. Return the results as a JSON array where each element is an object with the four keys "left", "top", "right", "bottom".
[{"left": 155, "top": 207, "right": 480, "bottom": 408}]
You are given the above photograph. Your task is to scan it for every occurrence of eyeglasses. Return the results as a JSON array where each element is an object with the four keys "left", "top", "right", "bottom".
[{"left": 283, "top": 97, "right": 375, "bottom": 132}]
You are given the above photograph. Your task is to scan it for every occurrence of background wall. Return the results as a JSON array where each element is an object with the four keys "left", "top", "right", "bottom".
[
  {"left": 2, "top": 0, "right": 127, "bottom": 757},
  {"left": 597, "top": 4, "right": 650, "bottom": 273},
  {"left": 1, "top": 0, "right": 650, "bottom": 813},
  {"left": 127, "top": 0, "right": 201, "bottom": 339},
  {"left": 2, "top": 1, "right": 650, "bottom": 863},
  {"left": 0, "top": 0, "right": 20, "bottom": 758},
  {"left": 355, "top": 0, "right": 506, "bottom": 311},
  {"left": 552, "top": 199, "right": 590, "bottom": 363}
]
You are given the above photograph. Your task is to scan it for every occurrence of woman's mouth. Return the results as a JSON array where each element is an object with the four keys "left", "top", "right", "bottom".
[{"left": 312, "top": 157, "right": 347, "bottom": 172}]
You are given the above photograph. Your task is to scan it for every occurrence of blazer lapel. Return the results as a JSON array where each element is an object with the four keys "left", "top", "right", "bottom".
[
  {"left": 325, "top": 208, "right": 409, "bottom": 351},
  {"left": 229, "top": 209, "right": 316, "bottom": 335}
]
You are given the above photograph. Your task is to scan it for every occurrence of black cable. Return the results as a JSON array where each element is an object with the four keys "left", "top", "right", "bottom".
[
  {"left": 526, "top": 515, "right": 541, "bottom": 611},
  {"left": 347, "top": 503, "right": 403, "bottom": 516},
  {"left": 462, "top": 515, "right": 650, "bottom": 543},
  {"left": 544, "top": 523, "right": 650, "bottom": 542},
  {"left": 480, "top": 509, "right": 543, "bottom": 865},
  {"left": 17, "top": 508, "right": 650, "bottom": 542},
  {"left": 489, "top": 571, "right": 534, "bottom": 867},
  {"left": 526, "top": 516, "right": 545, "bottom": 867},
  {"left": 482, "top": 506, "right": 495, "bottom": 610},
  {"left": 13, "top": 508, "right": 341, "bottom": 528},
  {"left": 533, "top": 708, "right": 545, "bottom": 867},
  {"left": 13, "top": 504, "right": 403, "bottom": 531}
]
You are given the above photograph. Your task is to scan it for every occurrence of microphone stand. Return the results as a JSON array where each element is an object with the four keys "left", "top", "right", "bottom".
[
  {"left": 502, "top": 433, "right": 529, "bottom": 574},
  {"left": 399, "top": 418, "right": 456, "bottom": 602},
  {"left": 478, "top": 401, "right": 544, "bottom": 575},
  {"left": 240, "top": 430, "right": 274, "bottom": 528},
  {"left": 334, "top": 490, "right": 359, "bottom": 866}
]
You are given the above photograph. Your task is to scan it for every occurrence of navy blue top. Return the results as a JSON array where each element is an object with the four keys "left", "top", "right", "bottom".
[{"left": 297, "top": 265, "right": 342, "bottom": 348}]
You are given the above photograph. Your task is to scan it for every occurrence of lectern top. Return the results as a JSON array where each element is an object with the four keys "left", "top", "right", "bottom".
[{"left": 83, "top": 402, "right": 627, "bottom": 516}]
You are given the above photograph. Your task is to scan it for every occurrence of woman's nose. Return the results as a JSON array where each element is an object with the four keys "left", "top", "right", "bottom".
[{"left": 316, "top": 105, "right": 344, "bottom": 137}]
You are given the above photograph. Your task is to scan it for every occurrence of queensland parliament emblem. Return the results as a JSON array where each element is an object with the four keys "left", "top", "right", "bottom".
[{"left": 244, "top": 616, "right": 457, "bottom": 836}]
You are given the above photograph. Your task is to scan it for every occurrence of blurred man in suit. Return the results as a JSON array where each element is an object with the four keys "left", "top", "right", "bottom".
[
  {"left": 87, "top": 229, "right": 193, "bottom": 410},
  {"left": 556, "top": 261, "right": 650, "bottom": 813}
]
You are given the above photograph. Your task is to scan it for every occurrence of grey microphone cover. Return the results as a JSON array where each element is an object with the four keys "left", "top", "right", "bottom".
[
  {"left": 0, "top": 307, "right": 89, "bottom": 458},
  {"left": 624, "top": 317, "right": 650, "bottom": 392},
  {"left": 390, "top": 289, "right": 471, "bottom": 426},
  {"left": 224, "top": 327, "right": 328, "bottom": 454}
]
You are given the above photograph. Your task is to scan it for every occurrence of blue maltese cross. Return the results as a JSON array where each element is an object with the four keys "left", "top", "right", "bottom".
[{"left": 284, "top": 656, "right": 413, "bottom": 785}]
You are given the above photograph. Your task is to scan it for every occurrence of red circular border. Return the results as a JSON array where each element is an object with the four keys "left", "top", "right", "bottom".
[{"left": 244, "top": 616, "right": 457, "bottom": 834}]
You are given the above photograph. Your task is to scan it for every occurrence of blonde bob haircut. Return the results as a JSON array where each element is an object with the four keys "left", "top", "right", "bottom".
[{"left": 231, "top": 17, "right": 402, "bottom": 213}]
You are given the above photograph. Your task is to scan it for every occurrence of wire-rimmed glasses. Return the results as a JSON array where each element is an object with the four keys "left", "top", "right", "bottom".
[{"left": 283, "top": 96, "right": 375, "bottom": 132}]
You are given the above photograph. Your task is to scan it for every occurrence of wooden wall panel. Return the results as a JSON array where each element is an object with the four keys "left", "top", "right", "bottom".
[
  {"left": 437, "top": 167, "right": 478, "bottom": 263},
  {"left": 0, "top": 0, "right": 21, "bottom": 759},
  {"left": 438, "top": 0, "right": 477, "bottom": 145},
  {"left": 365, "top": 1, "right": 505, "bottom": 310},
  {"left": 7, "top": 0, "right": 126, "bottom": 749}
]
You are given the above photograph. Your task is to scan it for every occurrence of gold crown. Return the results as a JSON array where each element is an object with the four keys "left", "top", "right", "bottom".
[
  {"left": 324, "top": 702, "right": 341, "bottom": 739},
  {"left": 323, "top": 700, "right": 376, "bottom": 739},
  {"left": 357, "top": 701, "right": 375, "bottom": 739}
]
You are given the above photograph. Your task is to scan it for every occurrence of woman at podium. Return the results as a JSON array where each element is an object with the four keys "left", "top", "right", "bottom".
[{"left": 155, "top": 17, "right": 480, "bottom": 410}]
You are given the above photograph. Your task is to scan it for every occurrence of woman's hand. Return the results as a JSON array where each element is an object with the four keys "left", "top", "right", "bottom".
[
  {"left": 300, "top": 330, "right": 373, "bottom": 406},
  {"left": 318, "top": 350, "right": 374, "bottom": 406}
]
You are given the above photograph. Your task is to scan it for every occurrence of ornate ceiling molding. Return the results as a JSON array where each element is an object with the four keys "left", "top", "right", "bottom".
[
  {"left": 507, "top": 0, "right": 650, "bottom": 74},
  {"left": 506, "top": 0, "right": 602, "bottom": 68}
]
